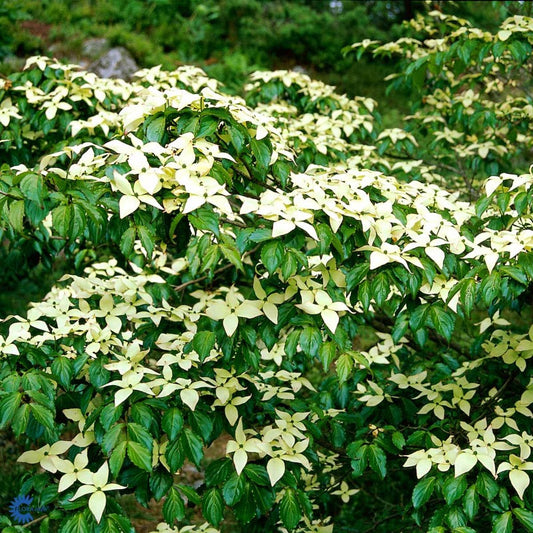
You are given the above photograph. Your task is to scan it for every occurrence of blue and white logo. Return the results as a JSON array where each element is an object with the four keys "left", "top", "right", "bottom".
[{"left": 9, "top": 494, "right": 48, "bottom": 525}]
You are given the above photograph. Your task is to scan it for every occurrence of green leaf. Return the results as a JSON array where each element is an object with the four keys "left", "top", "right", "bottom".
[
  {"left": 127, "top": 441, "right": 152, "bottom": 472},
  {"left": 223, "top": 473, "right": 246, "bottom": 505},
  {"left": 60, "top": 511, "right": 89, "bottom": 533},
  {"left": 318, "top": 342, "right": 336, "bottom": 371},
  {"left": 460, "top": 279, "right": 477, "bottom": 316},
  {"left": 51, "top": 357, "right": 73, "bottom": 387},
  {"left": 412, "top": 476, "right": 436, "bottom": 509},
  {"left": 513, "top": 508, "right": 533, "bottom": 531},
  {"left": 203, "top": 488, "right": 224, "bottom": 527},
  {"left": 162, "top": 408, "right": 184, "bottom": 441},
  {"left": 127, "top": 422, "right": 153, "bottom": 450},
  {"left": 463, "top": 485, "right": 479, "bottom": 520},
  {"left": 201, "top": 244, "right": 221, "bottom": 273},
  {"left": 189, "top": 205, "right": 220, "bottom": 237},
  {"left": 372, "top": 273, "right": 389, "bottom": 307},
  {"left": 52, "top": 204, "right": 72, "bottom": 237},
  {"left": 346, "top": 263, "right": 369, "bottom": 291},
  {"left": 250, "top": 138, "right": 271, "bottom": 170},
  {"left": 500, "top": 266, "right": 528, "bottom": 285},
  {"left": 480, "top": 272, "right": 501, "bottom": 305},
  {"left": 119, "top": 227, "right": 136, "bottom": 258},
  {"left": 165, "top": 438, "right": 185, "bottom": 472},
  {"left": 8, "top": 199, "right": 25, "bottom": 232},
  {"left": 446, "top": 507, "right": 467, "bottom": 529},
  {"left": 429, "top": 306, "right": 455, "bottom": 341},
  {"left": 100, "top": 404, "right": 123, "bottom": 431},
  {"left": 492, "top": 512, "right": 513, "bottom": 533},
  {"left": 220, "top": 243, "right": 243, "bottom": 271},
  {"left": 102, "top": 423, "right": 124, "bottom": 453},
  {"left": 367, "top": 444, "right": 387, "bottom": 479},
  {"left": 443, "top": 475, "right": 467, "bottom": 505},
  {"left": 30, "top": 403, "right": 54, "bottom": 431},
  {"left": 392, "top": 431, "right": 405, "bottom": 450},
  {"left": 12, "top": 404, "right": 30, "bottom": 436},
  {"left": 280, "top": 488, "right": 301, "bottom": 530},
  {"left": 243, "top": 464, "right": 270, "bottom": 486},
  {"left": 336, "top": 352, "right": 354, "bottom": 384},
  {"left": 234, "top": 486, "right": 256, "bottom": 524},
  {"left": 206, "top": 458, "right": 233, "bottom": 487},
  {"left": 182, "top": 428, "right": 204, "bottom": 467},
  {"left": 476, "top": 472, "right": 499, "bottom": 501},
  {"left": 192, "top": 331, "right": 216, "bottom": 362},
  {"left": 145, "top": 115, "right": 166, "bottom": 143},
  {"left": 229, "top": 126, "right": 245, "bottom": 153},
  {"left": 137, "top": 225, "right": 155, "bottom": 259},
  {"left": 20, "top": 173, "right": 45, "bottom": 203},
  {"left": 177, "top": 484, "right": 202, "bottom": 505},
  {"left": 261, "top": 241, "right": 284, "bottom": 274},
  {"left": 0, "top": 392, "right": 22, "bottom": 429},
  {"left": 149, "top": 469, "right": 173, "bottom": 501},
  {"left": 299, "top": 326, "right": 321, "bottom": 357},
  {"left": 109, "top": 441, "right": 127, "bottom": 477},
  {"left": 88, "top": 358, "right": 110, "bottom": 388},
  {"left": 197, "top": 116, "right": 218, "bottom": 138},
  {"left": 190, "top": 411, "right": 213, "bottom": 441},
  {"left": 163, "top": 487, "right": 185, "bottom": 525}
]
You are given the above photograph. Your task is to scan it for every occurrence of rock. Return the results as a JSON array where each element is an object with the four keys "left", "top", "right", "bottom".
[
  {"left": 88, "top": 47, "right": 138, "bottom": 80},
  {"left": 292, "top": 65, "right": 308, "bottom": 75},
  {"left": 81, "top": 38, "right": 110, "bottom": 59}
]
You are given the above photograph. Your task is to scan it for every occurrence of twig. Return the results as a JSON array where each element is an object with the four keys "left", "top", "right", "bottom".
[
  {"left": 234, "top": 166, "right": 279, "bottom": 193},
  {"left": 0, "top": 190, "right": 22, "bottom": 201},
  {"left": 23, "top": 514, "right": 48, "bottom": 528},
  {"left": 173, "top": 244, "right": 260, "bottom": 292},
  {"left": 361, "top": 511, "right": 404, "bottom": 533},
  {"left": 220, "top": 217, "right": 247, "bottom": 228}
]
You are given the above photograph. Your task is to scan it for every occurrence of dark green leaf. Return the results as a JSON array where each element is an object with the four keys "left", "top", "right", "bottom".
[
  {"left": 192, "top": 331, "right": 216, "bottom": 362},
  {"left": 0, "top": 392, "right": 22, "bottom": 429},
  {"left": 412, "top": 476, "right": 436, "bottom": 509},
  {"left": 149, "top": 469, "right": 173, "bottom": 501},
  {"left": 127, "top": 441, "right": 152, "bottom": 472},
  {"left": 203, "top": 488, "right": 224, "bottom": 527},
  {"left": 20, "top": 173, "right": 45, "bottom": 203},
  {"left": 367, "top": 444, "right": 387, "bottom": 479},
  {"left": 163, "top": 487, "right": 185, "bottom": 525},
  {"left": 30, "top": 404, "right": 54, "bottom": 431},
  {"left": 299, "top": 326, "right": 321, "bottom": 357},
  {"left": 145, "top": 115, "right": 166, "bottom": 143},
  {"left": 162, "top": 408, "right": 184, "bottom": 441},
  {"left": 492, "top": 512, "right": 512, "bottom": 533},
  {"left": 182, "top": 428, "right": 204, "bottom": 467},
  {"left": 261, "top": 241, "right": 284, "bottom": 274},
  {"left": 280, "top": 488, "right": 301, "bottom": 530},
  {"left": 513, "top": 508, "right": 533, "bottom": 531},
  {"left": 206, "top": 458, "right": 233, "bottom": 487},
  {"left": 223, "top": 473, "right": 246, "bottom": 505},
  {"left": 443, "top": 475, "right": 467, "bottom": 505},
  {"left": 429, "top": 306, "right": 455, "bottom": 341}
]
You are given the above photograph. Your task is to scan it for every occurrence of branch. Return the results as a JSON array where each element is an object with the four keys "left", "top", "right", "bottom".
[
  {"left": 361, "top": 511, "right": 404, "bottom": 533},
  {"left": 24, "top": 514, "right": 48, "bottom": 527},
  {"left": 235, "top": 164, "right": 279, "bottom": 193},
  {"left": 0, "top": 190, "right": 22, "bottom": 201},
  {"left": 220, "top": 217, "right": 247, "bottom": 229},
  {"left": 173, "top": 244, "right": 260, "bottom": 292}
]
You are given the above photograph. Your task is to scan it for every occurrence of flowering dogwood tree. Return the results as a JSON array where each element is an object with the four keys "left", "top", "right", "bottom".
[{"left": 1, "top": 9, "right": 533, "bottom": 533}]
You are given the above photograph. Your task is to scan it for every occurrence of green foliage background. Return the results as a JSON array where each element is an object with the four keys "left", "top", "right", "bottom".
[{"left": 1, "top": 2, "right": 533, "bottom": 533}]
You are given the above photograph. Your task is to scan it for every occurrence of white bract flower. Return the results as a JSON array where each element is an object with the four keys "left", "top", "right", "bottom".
[{"left": 70, "top": 462, "right": 125, "bottom": 522}]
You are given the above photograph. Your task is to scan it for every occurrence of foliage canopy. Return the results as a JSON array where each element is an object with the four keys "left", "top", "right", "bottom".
[{"left": 1, "top": 8, "right": 533, "bottom": 533}]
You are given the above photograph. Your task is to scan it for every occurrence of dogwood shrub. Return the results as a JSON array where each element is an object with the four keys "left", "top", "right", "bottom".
[{"left": 1, "top": 11, "right": 533, "bottom": 533}]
